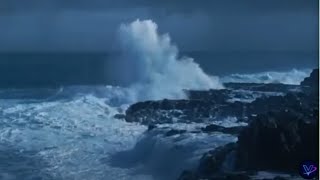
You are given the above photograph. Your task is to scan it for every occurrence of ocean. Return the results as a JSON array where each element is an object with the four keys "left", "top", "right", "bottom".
[{"left": 0, "top": 19, "right": 316, "bottom": 180}]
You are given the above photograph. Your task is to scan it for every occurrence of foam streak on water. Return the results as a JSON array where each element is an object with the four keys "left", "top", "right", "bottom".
[
  {"left": 0, "top": 93, "right": 149, "bottom": 180},
  {"left": 0, "top": 19, "right": 312, "bottom": 180},
  {"left": 221, "top": 68, "right": 312, "bottom": 85},
  {"left": 0, "top": 86, "right": 239, "bottom": 180},
  {"left": 0, "top": 19, "right": 227, "bottom": 180}
]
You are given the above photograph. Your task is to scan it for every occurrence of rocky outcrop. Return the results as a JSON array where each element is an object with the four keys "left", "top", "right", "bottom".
[
  {"left": 197, "top": 143, "right": 237, "bottom": 175},
  {"left": 113, "top": 114, "right": 126, "bottom": 119},
  {"left": 119, "top": 69, "right": 319, "bottom": 180},
  {"left": 178, "top": 108, "right": 318, "bottom": 180},
  {"left": 300, "top": 69, "right": 319, "bottom": 87},
  {"left": 201, "top": 124, "right": 244, "bottom": 135},
  {"left": 165, "top": 129, "right": 187, "bottom": 137},
  {"left": 186, "top": 89, "right": 232, "bottom": 102},
  {"left": 125, "top": 98, "right": 246, "bottom": 125},
  {"left": 247, "top": 92, "right": 318, "bottom": 121},
  {"left": 124, "top": 81, "right": 313, "bottom": 125},
  {"left": 177, "top": 69, "right": 319, "bottom": 180},
  {"left": 125, "top": 91, "right": 315, "bottom": 125},
  {"left": 177, "top": 143, "right": 241, "bottom": 180},
  {"left": 224, "top": 83, "right": 301, "bottom": 93},
  {"left": 236, "top": 109, "right": 318, "bottom": 172},
  {"left": 301, "top": 69, "right": 319, "bottom": 95},
  {"left": 178, "top": 170, "right": 251, "bottom": 180}
]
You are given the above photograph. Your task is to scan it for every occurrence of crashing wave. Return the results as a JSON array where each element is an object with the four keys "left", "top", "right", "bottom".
[
  {"left": 221, "top": 69, "right": 312, "bottom": 85},
  {"left": 117, "top": 19, "right": 223, "bottom": 102}
]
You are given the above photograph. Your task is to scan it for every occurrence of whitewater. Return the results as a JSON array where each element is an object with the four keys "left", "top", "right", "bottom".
[{"left": 0, "top": 20, "right": 312, "bottom": 180}]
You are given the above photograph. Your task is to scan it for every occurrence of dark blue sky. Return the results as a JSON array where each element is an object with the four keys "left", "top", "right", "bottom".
[
  {"left": 0, "top": 0, "right": 318, "bottom": 52},
  {"left": 0, "top": 0, "right": 318, "bottom": 87}
]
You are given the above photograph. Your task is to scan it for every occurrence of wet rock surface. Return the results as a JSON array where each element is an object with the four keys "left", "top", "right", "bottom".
[
  {"left": 201, "top": 124, "right": 244, "bottom": 135},
  {"left": 236, "top": 109, "right": 318, "bottom": 172},
  {"left": 300, "top": 69, "right": 319, "bottom": 87},
  {"left": 113, "top": 113, "right": 126, "bottom": 119},
  {"left": 224, "top": 82, "right": 301, "bottom": 93},
  {"left": 176, "top": 69, "right": 319, "bottom": 180},
  {"left": 197, "top": 143, "right": 237, "bottom": 175},
  {"left": 121, "top": 69, "right": 319, "bottom": 180},
  {"left": 125, "top": 81, "right": 314, "bottom": 126}
]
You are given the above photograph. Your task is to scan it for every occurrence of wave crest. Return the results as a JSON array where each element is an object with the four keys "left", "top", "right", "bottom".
[
  {"left": 221, "top": 69, "right": 312, "bottom": 85},
  {"left": 117, "top": 19, "right": 223, "bottom": 102}
]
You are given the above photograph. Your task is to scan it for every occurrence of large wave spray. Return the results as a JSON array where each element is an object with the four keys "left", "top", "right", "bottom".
[{"left": 117, "top": 19, "right": 222, "bottom": 101}]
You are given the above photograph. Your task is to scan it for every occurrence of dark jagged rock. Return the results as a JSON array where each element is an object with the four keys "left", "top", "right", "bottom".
[
  {"left": 165, "top": 129, "right": 187, "bottom": 137},
  {"left": 300, "top": 69, "right": 319, "bottom": 87},
  {"left": 301, "top": 69, "right": 319, "bottom": 96},
  {"left": 201, "top": 124, "right": 245, "bottom": 135},
  {"left": 178, "top": 70, "right": 319, "bottom": 180},
  {"left": 178, "top": 172, "right": 297, "bottom": 180},
  {"left": 125, "top": 99, "right": 233, "bottom": 125},
  {"left": 224, "top": 83, "right": 301, "bottom": 93},
  {"left": 125, "top": 91, "right": 316, "bottom": 125},
  {"left": 236, "top": 109, "right": 319, "bottom": 172},
  {"left": 125, "top": 98, "right": 248, "bottom": 125},
  {"left": 186, "top": 89, "right": 232, "bottom": 103},
  {"left": 147, "top": 124, "right": 157, "bottom": 131},
  {"left": 247, "top": 92, "right": 318, "bottom": 120},
  {"left": 178, "top": 93, "right": 318, "bottom": 179},
  {"left": 113, "top": 114, "right": 126, "bottom": 119},
  {"left": 178, "top": 171, "right": 252, "bottom": 180},
  {"left": 178, "top": 170, "right": 198, "bottom": 180},
  {"left": 207, "top": 173, "right": 251, "bottom": 180},
  {"left": 178, "top": 143, "right": 240, "bottom": 180},
  {"left": 126, "top": 69, "right": 319, "bottom": 125},
  {"left": 124, "top": 84, "right": 312, "bottom": 125},
  {"left": 197, "top": 143, "right": 237, "bottom": 175}
]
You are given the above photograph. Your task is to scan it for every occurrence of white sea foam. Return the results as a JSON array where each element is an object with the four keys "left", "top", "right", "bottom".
[
  {"left": 0, "top": 87, "right": 239, "bottom": 180},
  {"left": 117, "top": 19, "right": 223, "bottom": 102},
  {"left": 0, "top": 19, "right": 312, "bottom": 180},
  {"left": 221, "top": 68, "right": 312, "bottom": 85},
  {"left": 0, "top": 94, "right": 149, "bottom": 180}
]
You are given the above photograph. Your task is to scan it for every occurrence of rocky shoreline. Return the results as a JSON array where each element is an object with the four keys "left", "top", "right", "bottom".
[{"left": 118, "top": 69, "right": 319, "bottom": 180}]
